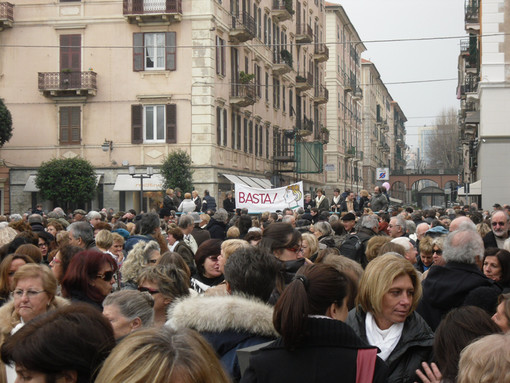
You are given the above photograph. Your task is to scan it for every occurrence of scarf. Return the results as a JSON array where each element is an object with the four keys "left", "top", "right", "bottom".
[
  {"left": 365, "top": 311, "right": 404, "bottom": 361},
  {"left": 315, "top": 195, "right": 325, "bottom": 206}
]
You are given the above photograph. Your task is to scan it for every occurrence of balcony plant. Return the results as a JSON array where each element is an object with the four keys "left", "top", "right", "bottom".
[
  {"left": 239, "top": 71, "right": 255, "bottom": 84},
  {"left": 284, "top": 0, "right": 295, "bottom": 15},
  {"left": 280, "top": 49, "right": 293, "bottom": 67}
]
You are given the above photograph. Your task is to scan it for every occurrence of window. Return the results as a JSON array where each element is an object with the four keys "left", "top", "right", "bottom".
[
  {"left": 231, "top": 111, "right": 236, "bottom": 149},
  {"left": 273, "top": 78, "right": 280, "bottom": 109},
  {"left": 265, "top": 126, "right": 269, "bottom": 158},
  {"left": 243, "top": 118, "right": 248, "bottom": 152},
  {"left": 265, "top": 72, "right": 269, "bottom": 102},
  {"left": 133, "top": 32, "right": 176, "bottom": 71},
  {"left": 282, "top": 84, "right": 286, "bottom": 113},
  {"left": 236, "top": 114, "right": 241, "bottom": 150},
  {"left": 263, "top": 13, "right": 268, "bottom": 45},
  {"left": 215, "top": 36, "right": 226, "bottom": 76},
  {"left": 289, "top": 89, "right": 293, "bottom": 116},
  {"left": 131, "top": 104, "right": 176, "bottom": 143},
  {"left": 254, "top": 64, "right": 261, "bottom": 98},
  {"left": 223, "top": 109, "right": 227, "bottom": 147},
  {"left": 216, "top": 107, "right": 222, "bottom": 146},
  {"left": 259, "top": 123, "right": 263, "bottom": 156},
  {"left": 255, "top": 124, "right": 259, "bottom": 156},
  {"left": 59, "top": 106, "right": 80, "bottom": 145},
  {"left": 249, "top": 121, "right": 253, "bottom": 154}
]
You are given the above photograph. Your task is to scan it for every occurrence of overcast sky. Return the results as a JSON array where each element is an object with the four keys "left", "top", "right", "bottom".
[{"left": 328, "top": 0, "right": 465, "bottom": 149}]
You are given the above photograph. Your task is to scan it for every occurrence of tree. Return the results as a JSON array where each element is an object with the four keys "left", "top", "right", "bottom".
[
  {"left": 426, "top": 108, "right": 461, "bottom": 170},
  {"left": 0, "top": 99, "right": 13, "bottom": 147},
  {"left": 35, "top": 157, "right": 97, "bottom": 210},
  {"left": 161, "top": 150, "right": 194, "bottom": 192}
]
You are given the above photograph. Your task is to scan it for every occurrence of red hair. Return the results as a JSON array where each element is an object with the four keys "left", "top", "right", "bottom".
[{"left": 61, "top": 250, "right": 118, "bottom": 304}]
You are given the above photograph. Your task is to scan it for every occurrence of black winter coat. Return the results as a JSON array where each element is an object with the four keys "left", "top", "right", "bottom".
[
  {"left": 482, "top": 230, "right": 509, "bottom": 249},
  {"left": 206, "top": 218, "right": 227, "bottom": 240},
  {"left": 416, "top": 262, "right": 500, "bottom": 330},
  {"left": 241, "top": 317, "right": 388, "bottom": 383},
  {"left": 347, "top": 309, "right": 433, "bottom": 383}
]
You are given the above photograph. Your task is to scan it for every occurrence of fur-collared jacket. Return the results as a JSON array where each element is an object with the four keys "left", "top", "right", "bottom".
[
  {"left": 167, "top": 294, "right": 278, "bottom": 382},
  {"left": 0, "top": 296, "right": 69, "bottom": 381}
]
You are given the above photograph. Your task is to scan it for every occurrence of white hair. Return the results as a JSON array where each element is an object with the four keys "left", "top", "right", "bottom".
[
  {"left": 443, "top": 229, "right": 483, "bottom": 264},
  {"left": 391, "top": 237, "right": 413, "bottom": 252}
]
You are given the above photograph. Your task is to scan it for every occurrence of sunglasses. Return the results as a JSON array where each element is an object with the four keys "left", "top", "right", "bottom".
[
  {"left": 96, "top": 271, "right": 114, "bottom": 282},
  {"left": 138, "top": 286, "right": 160, "bottom": 295},
  {"left": 286, "top": 245, "right": 303, "bottom": 253},
  {"left": 433, "top": 249, "right": 443, "bottom": 255},
  {"left": 492, "top": 222, "right": 506, "bottom": 227}
]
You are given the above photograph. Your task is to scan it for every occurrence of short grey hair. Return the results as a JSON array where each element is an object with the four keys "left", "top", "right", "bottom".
[
  {"left": 178, "top": 215, "right": 194, "bottom": 229},
  {"left": 142, "top": 240, "right": 161, "bottom": 263},
  {"left": 491, "top": 210, "right": 510, "bottom": 222},
  {"left": 406, "top": 220, "right": 416, "bottom": 235},
  {"left": 86, "top": 211, "right": 101, "bottom": 221},
  {"left": 28, "top": 214, "right": 43, "bottom": 224},
  {"left": 391, "top": 237, "right": 413, "bottom": 252},
  {"left": 9, "top": 214, "right": 22, "bottom": 222},
  {"left": 314, "top": 221, "right": 332, "bottom": 236},
  {"left": 67, "top": 222, "right": 94, "bottom": 246},
  {"left": 361, "top": 214, "right": 379, "bottom": 230},
  {"left": 328, "top": 215, "right": 339, "bottom": 223},
  {"left": 52, "top": 207, "right": 66, "bottom": 218},
  {"left": 212, "top": 208, "right": 228, "bottom": 223},
  {"left": 443, "top": 229, "right": 483, "bottom": 264},
  {"left": 103, "top": 290, "right": 154, "bottom": 328},
  {"left": 392, "top": 215, "right": 407, "bottom": 233}
]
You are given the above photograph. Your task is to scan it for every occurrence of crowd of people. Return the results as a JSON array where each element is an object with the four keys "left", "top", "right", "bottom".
[{"left": 0, "top": 186, "right": 509, "bottom": 383}]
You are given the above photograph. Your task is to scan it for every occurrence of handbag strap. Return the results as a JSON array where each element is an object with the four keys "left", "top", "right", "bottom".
[{"left": 356, "top": 348, "right": 378, "bottom": 383}]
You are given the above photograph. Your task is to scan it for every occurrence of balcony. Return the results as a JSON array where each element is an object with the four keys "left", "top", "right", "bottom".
[
  {"left": 229, "top": 11, "right": 256, "bottom": 43},
  {"left": 313, "top": 43, "right": 329, "bottom": 62},
  {"left": 38, "top": 71, "right": 97, "bottom": 98},
  {"left": 345, "top": 145, "right": 356, "bottom": 159},
  {"left": 460, "top": 39, "right": 470, "bottom": 55},
  {"left": 296, "top": 116, "right": 313, "bottom": 137},
  {"left": 312, "top": 85, "right": 329, "bottom": 104},
  {"left": 272, "top": 0, "right": 293, "bottom": 22},
  {"left": 123, "top": 0, "right": 182, "bottom": 25},
  {"left": 352, "top": 87, "right": 363, "bottom": 101},
  {"left": 356, "top": 150, "right": 364, "bottom": 162},
  {"left": 0, "top": 2, "right": 13, "bottom": 30},
  {"left": 318, "top": 127, "right": 329, "bottom": 144},
  {"left": 465, "top": 0, "right": 479, "bottom": 29},
  {"left": 295, "top": 23, "right": 313, "bottom": 44},
  {"left": 343, "top": 72, "right": 355, "bottom": 92},
  {"left": 273, "top": 49, "right": 293, "bottom": 75},
  {"left": 230, "top": 83, "right": 256, "bottom": 107},
  {"left": 295, "top": 72, "right": 313, "bottom": 91}
]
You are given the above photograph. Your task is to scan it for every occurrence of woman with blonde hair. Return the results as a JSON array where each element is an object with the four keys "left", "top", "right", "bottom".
[
  {"left": 301, "top": 232, "right": 319, "bottom": 262},
  {"left": 457, "top": 334, "right": 510, "bottom": 383},
  {"left": 346, "top": 254, "right": 433, "bottom": 383},
  {"left": 121, "top": 240, "right": 161, "bottom": 289},
  {"left": 95, "top": 327, "right": 230, "bottom": 383}
]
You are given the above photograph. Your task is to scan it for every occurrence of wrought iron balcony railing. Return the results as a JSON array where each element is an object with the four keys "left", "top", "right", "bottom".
[{"left": 38, "top": 72, "right": 97, "bottom": 97}]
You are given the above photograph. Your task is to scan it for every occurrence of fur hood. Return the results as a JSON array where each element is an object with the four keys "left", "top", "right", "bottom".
[
  {"left": 0, "top": 296, "right": 69, "bottom": 337},
  {"left": 167, "top": 294, "right": 278, "bottom": 338}
]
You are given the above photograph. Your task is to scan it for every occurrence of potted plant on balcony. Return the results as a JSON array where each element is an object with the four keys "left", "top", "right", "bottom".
[
  {"left": 239, "top": 71, "right": 255, "bottom": 84},
  {"left": 280, "top": 49, "right": 293, "bottom": 67},
  {"left": 61, "top": 68, "right": 72, "bottom": 88},
  {"left": 284, "top": 0, "right": 295, "bottom": 14},
  {"left": 320, "top": 126, "right": 329, "bottom": 144}
]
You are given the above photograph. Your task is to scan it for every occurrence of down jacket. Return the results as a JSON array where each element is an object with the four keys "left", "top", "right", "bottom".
[
  {"left": 346, "top": 308, "right": 434, "bottom": 383},
  {"left": 167, "top": 294, "right": 278, "bottom": 382}
]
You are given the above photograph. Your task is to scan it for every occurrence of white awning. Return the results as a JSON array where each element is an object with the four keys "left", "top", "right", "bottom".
[
  {"left": 113, "top": 174, "right": 164, "bottom": 191},
  {"left": 222, "top": 173, "right": 272, "bottom": 189},
  {"left": 458, "top": 179, "right": 482, "bottom": 195},
  {"left": 24, "top": 174, "right": 103, "bottom": 192}
]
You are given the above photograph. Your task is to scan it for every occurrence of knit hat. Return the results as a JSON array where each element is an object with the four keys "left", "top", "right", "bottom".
[{"left": 341, "top": 212, "right": 356, "bottom": 222}]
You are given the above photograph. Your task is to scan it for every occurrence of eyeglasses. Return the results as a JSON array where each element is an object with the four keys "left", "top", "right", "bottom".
[
  {"left": 286, "top": 245, "right": 303, "bottom": 253},
  {"left": 492, "top": 222, "right": 506, "bottom": 227},
  {"left": 49, "top": 258, "right": 61, "bottom": 265},
  {"left": 96, "top": 271, "right": 114, "bottom": 282},
  {"left": 433, "top": 249, "right": 443, "bottom": 255},
  {"left": 38, "top": 243, "right": 48, "bottom": 248},
  {"left": 13, "top": 289, "right": 46, "bottom": 299},
  {"left": 138, "top": 286, "right": 160, "bottom": 295}
]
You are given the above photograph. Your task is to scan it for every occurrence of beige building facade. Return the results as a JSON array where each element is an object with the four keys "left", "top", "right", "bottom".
[
  {"left": 0, "top": 0, "right": 328, "bottom": 213},
  {"left": 324, "top": 3, "right": 365, "bottom": 195}
]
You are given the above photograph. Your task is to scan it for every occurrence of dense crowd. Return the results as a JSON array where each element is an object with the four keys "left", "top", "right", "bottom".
[{"left": 0, "top": 187, "right": 509, "bottom": 383}]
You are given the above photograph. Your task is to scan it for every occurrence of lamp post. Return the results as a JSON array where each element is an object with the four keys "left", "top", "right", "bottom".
[{"left": 129, "top": 166, "right": 153, "bottom": 213}]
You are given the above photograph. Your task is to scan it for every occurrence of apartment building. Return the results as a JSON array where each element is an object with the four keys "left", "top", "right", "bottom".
[
  {"left": 324, "top": 2, "right": 365, "bottom": 194},
  {"left": 458, "top": 0, "right": 510, "bottom": 208},
  {"left": 0, "top": 0, "right": 328, "bottom": 213},
  {"left": 360, "top": 59, "right": 394, "bottom": 192}
]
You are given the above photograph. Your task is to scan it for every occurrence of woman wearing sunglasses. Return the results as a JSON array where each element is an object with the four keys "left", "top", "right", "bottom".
[
  {"left": 61, "top": 250, "right": 118, "bottom": 310},
  {"left": 137, "top": 265, "right": 189, "bottom": 327}
]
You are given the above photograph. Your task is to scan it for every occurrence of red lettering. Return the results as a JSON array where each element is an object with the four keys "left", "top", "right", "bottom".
[{"left": 239, "top": 192, "right": 245, "bottom": 203}]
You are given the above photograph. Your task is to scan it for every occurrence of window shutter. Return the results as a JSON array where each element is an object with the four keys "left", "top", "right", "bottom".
[
  {"left": 133, "top": 33, "right": 144, "bottom": 72},
  {"left": 166, "top": 104, "right": 177, "bottom": 143},
  {"left": 60, "top": 107, "right": 69, "bottom": 144},
  {"left": 131, "top": 104, "right": 143, "bottom": 144},
  {"left": 70, "top": 107, "right": 81, "bottom": 144},
  {"left": 222, "top": 109, "right": 227, "bottom": 147},
  {"left": 165, "top": 32, "right": 176, "bottom": 71}
]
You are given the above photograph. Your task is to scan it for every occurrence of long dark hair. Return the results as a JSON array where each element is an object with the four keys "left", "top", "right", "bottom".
[
  {"left": 259, "top": 222, "right": 301, "bottom": 254},
  {"left": 434, "top": 306, "right": 500, "bottom": 382},
  {"left": 273, "top": 263, "right": 350, "bottom": 349}
]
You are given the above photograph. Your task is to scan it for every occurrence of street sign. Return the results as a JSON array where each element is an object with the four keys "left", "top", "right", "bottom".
[{"left": 376, "top": 167, "right": 389, "bottom": 181}]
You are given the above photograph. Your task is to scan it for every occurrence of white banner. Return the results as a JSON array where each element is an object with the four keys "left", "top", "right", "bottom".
[{"left": 236, "top": 182, "right": 304, "bottom": 213}]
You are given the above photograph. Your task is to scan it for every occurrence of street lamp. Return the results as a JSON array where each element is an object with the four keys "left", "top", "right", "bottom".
[{"left": 129, "top": 166, "right": 153, "bottom": 213}]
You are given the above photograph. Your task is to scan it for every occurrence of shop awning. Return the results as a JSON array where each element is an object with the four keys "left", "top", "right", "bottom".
[
  {"left": 24, "top": 174, "right": 103, "bottom": 192},
  {"left": 113, "top": 174, "right": 164, "bottom": 191},
  {"left": 457, "top": 179, "right": 482, "bottom": 195},
  {"left": 222, "top": 174, "right": 272, "bottom": 189}
]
